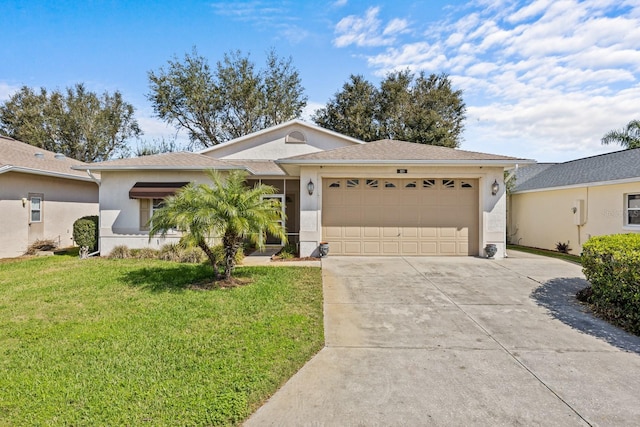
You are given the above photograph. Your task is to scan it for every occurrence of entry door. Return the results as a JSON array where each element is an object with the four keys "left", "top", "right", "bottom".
[
  {"left": 28, "top": 193, "right": 44, "bottom": 244},
  {"left": 262, "top": 195, "right": 285, "bottom": 245}
]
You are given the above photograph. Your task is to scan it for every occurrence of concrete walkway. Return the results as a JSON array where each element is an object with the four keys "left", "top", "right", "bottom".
[{"left": 245, "top": 252, "right": 640, "bottom": 426}]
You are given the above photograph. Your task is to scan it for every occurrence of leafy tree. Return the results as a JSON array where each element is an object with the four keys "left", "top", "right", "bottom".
[
  {"left": 149, "top": 170, "right": 286, "bottom": 281},
  {"left": 148, "top": 48, "right": 307, "bottom": 150},
  {"left": 311, "top": 75, "right": 378, "bottom": 141},
  {"left": 601, "top": 119, "right": 640, "bottom": 149},
  {"left": 0, "top": 84, "right": 141, "bottom": 162},
  {"left": 313, "top": 71, "right": 466, "bottom": 147},
  {"left": 135, "top": 136, "right": 180, "bottom": 157}
]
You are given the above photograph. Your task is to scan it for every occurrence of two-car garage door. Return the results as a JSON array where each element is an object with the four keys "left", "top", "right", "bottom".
[{"left": 322, "top": 178, "right": 479, "bottom": 256}]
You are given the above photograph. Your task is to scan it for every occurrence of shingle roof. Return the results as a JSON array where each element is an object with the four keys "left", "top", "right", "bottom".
[
  {"left": 0, "top": 135, "right": 94, "bottom": 180},
  {"left": 75, "top": 152, "right": 244, "bottom": 171},
  {"left": 279, "top": 139, "right": 530, "bottom": 164},
  {"left": 513, "top": 148, "right": 640, "bottom": 192}
]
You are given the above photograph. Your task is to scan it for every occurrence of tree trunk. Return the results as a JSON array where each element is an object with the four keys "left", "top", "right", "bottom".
[
  {"left": 197, "top": 240, "right": 219, "bottom": 280},
  {"left": 223, "top": 234, "right": 243, "bottom": 280}
]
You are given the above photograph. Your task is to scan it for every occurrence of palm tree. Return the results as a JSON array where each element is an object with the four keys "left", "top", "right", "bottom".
[
  {"left": 149, "top": 170, "right": 286, "bottom": 281},
  {"left": 601, "top": 119, "right": 640, "bottom": 149}
]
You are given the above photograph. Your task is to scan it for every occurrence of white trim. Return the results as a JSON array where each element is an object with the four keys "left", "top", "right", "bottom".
[
  {"left": 198, "top": 119, "right": 364, "bottom": 154},
  {"left": 0, "top": 165, "right": 96, "bottom": 182},
  {"left": 277, "top": 159, "right": 531, "bottom": 167},
  {"left": 73, "top": 164, "right": 246, "bottom": 172},
  {"left": 513, "top": 176, "right": 640, "bottom": 194}
]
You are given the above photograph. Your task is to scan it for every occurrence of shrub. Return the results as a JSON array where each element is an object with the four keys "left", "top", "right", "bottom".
[
  {"left": 555, "top": 241, "right": 571, "bottom": 254},
  {"left": 24, "top": 239, "right": 58, "bottom": 255},
  {"left": 131, "top": 248, "right": 160, "bottom": 259},
  {"left": 73, "top": 216, "right": 99, "bottom": 251},
  {"left": 159, "top": 243, "right": 182, "bottom": 262},
  {"left": 581, "top": 234, "right": 640, "bottom": 335},
  {"left": 109, "top": 245, "right": 131, "bottom": 259},
  {"left": 158, "top": 243, "right": 205, "bottom": 264}
]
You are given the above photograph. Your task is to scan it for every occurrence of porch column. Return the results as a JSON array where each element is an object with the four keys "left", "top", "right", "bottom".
[{"left": 299, "top": 167, "right": 321, "bottom": 257}]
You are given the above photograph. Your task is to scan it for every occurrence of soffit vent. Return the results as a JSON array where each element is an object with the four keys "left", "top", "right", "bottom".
[
  {"left": 54, "top": 153, "right": 66, "bottom": 160},
  {"left": 34, "top": 152, "right": 45, "bottom": 159},
  {"left": 285, "top": 131, "right": 306, "bottom": 144}
]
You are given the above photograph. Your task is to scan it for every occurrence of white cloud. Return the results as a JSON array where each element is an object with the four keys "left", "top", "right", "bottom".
[
  {"left": 333, "top": 0, "right": 348, "bottom": 7},
  {"left": 301, "top": 101, "right": 325, "bottom": 121},
  {"left": 334, "top": 7, "right": 410, "bottom": 48},
  {"left": 333, "top": 0, "right": 640, "bottom": 161}
]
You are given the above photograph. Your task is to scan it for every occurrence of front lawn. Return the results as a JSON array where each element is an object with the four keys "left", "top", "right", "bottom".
[{"left": 0, "top": 254, "right": 323, "bottom": 426}]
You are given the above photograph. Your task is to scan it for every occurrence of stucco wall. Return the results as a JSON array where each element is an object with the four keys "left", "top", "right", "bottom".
[
  {"left": 509, "top": 181, "right": 640, "bottom": 253},
  {"left": 0, "top": 172, "right": 98, "bottom": 258},
  {"left": 98, "top": 170, "right": 216, "bottom": 255},
  {"left": 298, "top": 165, "right": 506, "bottom": 257}
]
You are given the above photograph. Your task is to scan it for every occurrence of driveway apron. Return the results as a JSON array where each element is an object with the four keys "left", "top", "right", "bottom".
[{"left": 245, "top": 253, "right": 640, "bottom": 426}]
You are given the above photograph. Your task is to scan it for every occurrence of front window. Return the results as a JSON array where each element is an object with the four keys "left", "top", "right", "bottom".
[{"left": 627, "top": 194, "right": 640, "bottom": 226}]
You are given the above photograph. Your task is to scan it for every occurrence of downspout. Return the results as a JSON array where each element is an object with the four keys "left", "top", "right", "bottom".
[{"left": 86, "top": 169, "right": 101, "bottom": 257}]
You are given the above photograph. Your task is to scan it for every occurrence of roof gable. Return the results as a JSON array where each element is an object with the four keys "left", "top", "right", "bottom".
[
  {"left": 0, "top": 136, "right": 94, "bottom": 181},
  {"left": 513, "top": 148, "right": 640, "bottom": 192},
  {"left": 199, "top": 119, "right": 363, "bottom": 160}
]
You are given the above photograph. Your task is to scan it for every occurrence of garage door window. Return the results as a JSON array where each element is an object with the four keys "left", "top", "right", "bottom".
[
  {"left": 442, "top": 179, "right": 455, "bottom": 189},
  {"left": 346, "top": 179, "right": 360, "bottom": 188},
  {"left": 423, "top": 179, "right": 435, "bottom": 188},
  {"left": 461, "top": 181, "right": 474, "bottom": 189},
  {"left": 384, "top": 180, "right": 397, "bottom": 189},
  {"left": 366, "top": 179, "right": 379, "bottom": 188},
  {"left": 328, "top": 180, "right": 341, "bottom": 188},
  {"left": 404, "top": 180, "right": 417, "bottom": 188}
]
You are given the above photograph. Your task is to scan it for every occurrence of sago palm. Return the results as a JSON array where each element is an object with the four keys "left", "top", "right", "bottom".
[{"left": 149, "top": 170, "right": 286, "bottom": 281}]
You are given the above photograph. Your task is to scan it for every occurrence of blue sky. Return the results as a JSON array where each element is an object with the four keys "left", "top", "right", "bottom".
[{"left": 1, "top": 0, "right": 638, "bottom": 162}]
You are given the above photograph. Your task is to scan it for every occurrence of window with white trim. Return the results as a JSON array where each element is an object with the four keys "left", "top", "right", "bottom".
[
  {"left": 626, "top": 194, "right": 640, "bottom": 226},
  {"left": 30, "top": 197, "right": 42, "bottom": 222}
]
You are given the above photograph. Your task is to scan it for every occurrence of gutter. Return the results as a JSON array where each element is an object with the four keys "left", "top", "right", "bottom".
[{"left": 86, "top": 169, "right": 101, "bottom": 186}]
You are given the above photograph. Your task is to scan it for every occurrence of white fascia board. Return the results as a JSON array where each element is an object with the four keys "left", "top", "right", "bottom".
[
  {"left": 0, "top": 165, "right": 95, "bottom": 182},
  {"left": 198, "top": 119, "right": 364, "bottom": 155},
  {"left": 513, "top": 176, "right": 640, "bottom": 194},
  {"left": 72, "top": 165, "right": 248, "bottom": 172},
  {"left": 276, "top": 159, "right": 535, "bottom": 167}
]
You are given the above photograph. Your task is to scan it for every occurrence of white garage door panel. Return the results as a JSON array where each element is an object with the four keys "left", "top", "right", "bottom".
[{"left": 322, "top": 178, "right": 479, "bottom": 256}]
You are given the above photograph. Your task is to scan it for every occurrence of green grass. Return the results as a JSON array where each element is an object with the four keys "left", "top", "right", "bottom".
[
  {"left": 0, "top": 254, "right": 324, "bottom": 426},
  {"left": 507, "top": 244, "right": 582, "bottom": 265}
]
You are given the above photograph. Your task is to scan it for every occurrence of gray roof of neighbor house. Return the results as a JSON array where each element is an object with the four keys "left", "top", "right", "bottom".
[
  {"left": 278, "top": 139, "right": 532, "bottom": 165},
  {"left": 513, "top": 148, "right": 640, "bottom": 193},
  {"left": 0, "top": 135, "right": 96, "bottom": 181}
]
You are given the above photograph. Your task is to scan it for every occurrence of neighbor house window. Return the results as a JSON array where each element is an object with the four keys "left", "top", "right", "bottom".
[
  {"left": 30, "top": 197, "right": 42, "bottom": 222},
  {"left": 627, "top": 194, "right": 640, "bottom": 226}
]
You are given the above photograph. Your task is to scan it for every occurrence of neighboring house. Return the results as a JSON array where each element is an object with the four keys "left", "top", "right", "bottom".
[
  {"left": 0, "top": 136, "right": 99, "bottom": 258},
  {"left": 77, "top": 120, "right": 531, "bottom": 258},
  {"left": 509, "top": 148, "right": 640, "bottom": 253}
]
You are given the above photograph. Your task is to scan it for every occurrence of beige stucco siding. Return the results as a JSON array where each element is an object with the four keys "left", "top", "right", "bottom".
[
  {"left": 0, "top": 172, "right": 98, "bottom": 258},
  {"left": 510, "top": 181, "right": 640, "bottom": 253}
]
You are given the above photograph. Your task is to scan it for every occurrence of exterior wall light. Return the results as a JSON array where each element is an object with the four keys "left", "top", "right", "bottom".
[
  {"left": 307, "top": 179, "right": 315, "bottom": 196},
  {"left": 491, "top": 179, "right": 499, "bottom": 196}
]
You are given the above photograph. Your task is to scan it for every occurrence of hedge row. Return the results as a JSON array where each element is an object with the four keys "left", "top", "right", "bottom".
[{"left": 581, "top": 234, "right": 640, "bottom": 335}]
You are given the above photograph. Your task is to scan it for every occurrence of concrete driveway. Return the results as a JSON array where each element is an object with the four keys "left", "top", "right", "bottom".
[{"left": 245, "top": 252, "right": 640, "bottom": 426}]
